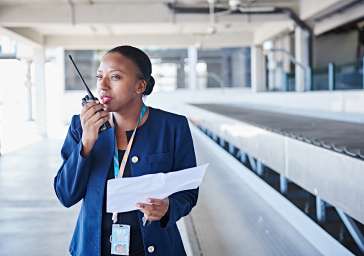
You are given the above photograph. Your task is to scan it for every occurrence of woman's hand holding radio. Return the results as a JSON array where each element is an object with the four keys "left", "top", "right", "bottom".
[{"left": 80, "top": 101, "right": 109, "bottom": 157}]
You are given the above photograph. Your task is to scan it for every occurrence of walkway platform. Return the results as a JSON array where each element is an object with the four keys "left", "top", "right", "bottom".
[
  {"left": 183, "top": 125, "right": 352, "bottom": 256},
  {"left": 192, "top": 103, "right": 364, "bottom": 160},
  {"left": 188, "top": 103, "right": 364, "bottom": 224}
]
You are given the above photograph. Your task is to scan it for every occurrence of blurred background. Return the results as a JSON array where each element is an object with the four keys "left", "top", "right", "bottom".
[{"left": 0, "top": 0, "right": 364, "bottom": 255}]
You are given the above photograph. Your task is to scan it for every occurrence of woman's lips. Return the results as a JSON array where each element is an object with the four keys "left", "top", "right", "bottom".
[{"left": 101, "top": 96, "right": 112, "bottom": 104}]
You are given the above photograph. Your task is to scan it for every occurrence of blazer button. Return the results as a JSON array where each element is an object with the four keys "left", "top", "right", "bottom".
[
  {"left": 147, "top": 245, "right": 155, "bottom": 253},
  {"left": 131, "top": 155, "right": 139, "bottom": 164}
]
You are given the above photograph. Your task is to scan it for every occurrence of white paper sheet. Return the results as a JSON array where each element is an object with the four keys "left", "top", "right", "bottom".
[{"left": 106, "top": 163, "right": 209, "bottom": 213}]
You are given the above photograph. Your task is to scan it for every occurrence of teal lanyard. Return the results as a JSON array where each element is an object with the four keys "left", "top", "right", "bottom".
[{"left": 113, "top": 104, "right": 147, "bottom": 178}]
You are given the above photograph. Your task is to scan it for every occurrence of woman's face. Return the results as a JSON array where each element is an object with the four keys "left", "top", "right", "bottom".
[{"left": 96, "top": 52, "right": 146, "bottom": 112}]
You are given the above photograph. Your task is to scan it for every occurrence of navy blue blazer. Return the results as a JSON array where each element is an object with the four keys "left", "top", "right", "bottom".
[{"left": 54, "top": 107, "right": 198, "bottom": 256}]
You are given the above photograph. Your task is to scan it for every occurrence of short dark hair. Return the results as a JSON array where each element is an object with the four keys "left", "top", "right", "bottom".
[{"left": 107, "top": 45, "right": 155, "bottom": 95}]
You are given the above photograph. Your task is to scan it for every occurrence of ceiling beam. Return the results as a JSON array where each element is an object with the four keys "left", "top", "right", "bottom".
[
  {"left": 44, "top": 32, "right": 254, "bottom": 49},
  {"left": 253, "top": 21, "right": 294, "bottom": 44},
  {"left": 0, "top": 26, "right": 43, "bottom": 47},
  {"left": 313, "top": 2, "right": 364, "bottom": 35},
  {"left": 0, "top": 2, "right": 289, "bottom": 26}
]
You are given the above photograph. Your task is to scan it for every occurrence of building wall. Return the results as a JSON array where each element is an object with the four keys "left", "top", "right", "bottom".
[
  {"left": 300, "top": 0, "right": 345, "bottom": 19},
  {"left": 314, "top": 29, "right": 359, "bottom": 68},
  {"left": 64, "top": 48, "right": 252, "bottom": 92},
  {"left": 231, "top": 48, "right": 251, "bottom": 88},
  {"left": 264, "top": 33, "right": 294, "bottom": 91}
]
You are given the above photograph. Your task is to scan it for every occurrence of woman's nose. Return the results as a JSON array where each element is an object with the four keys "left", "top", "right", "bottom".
[{"left": 98, "top": 77, "right": 109, "bottom": 90}]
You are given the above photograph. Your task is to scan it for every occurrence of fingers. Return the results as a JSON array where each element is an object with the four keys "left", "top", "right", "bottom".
[
  {"left": 147, "top": 198, "right": 164, "bottom": 206},
  {"left": 81, "top": 100, "right": 98, "bottom": 116},
  {"left": 94, "top": 114, "right": 110, "bottom": 129},
  {"left": 82, "top": 102, "right": 105, "bottom": 121},
  {"left": 83, "top": 111, "right": 108, "bottom": 131},
  {"left": 81, "top": 101, "right": 109, "bottom": 130},
  {"left": 136, "top": 198, "right": 169, "bottom": 222},
  {"left": 88, "top": 109, "right": 109, "bottom": 124},
  {"left": 136, "top": 203, "right": 157, "bottom": 213},
  {"left": 138, "top": 205, "right": 162, "bottom": 221},
  {"left": 79, "top": 100, "right": 108, "bottom": 153}
]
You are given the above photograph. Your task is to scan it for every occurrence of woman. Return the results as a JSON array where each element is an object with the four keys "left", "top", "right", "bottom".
[{"left": 54, "top": 45, "right": 198, "bottom": 256}]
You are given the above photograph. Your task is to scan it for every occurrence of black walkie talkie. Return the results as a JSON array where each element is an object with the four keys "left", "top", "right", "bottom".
[{"left": 68, "top": 54, "right": 111, "bottom": 133}]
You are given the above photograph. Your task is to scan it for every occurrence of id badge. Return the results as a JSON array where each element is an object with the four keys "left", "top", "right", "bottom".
[{"left": 111, "top": 224, "right": 130, "bottom": 255}]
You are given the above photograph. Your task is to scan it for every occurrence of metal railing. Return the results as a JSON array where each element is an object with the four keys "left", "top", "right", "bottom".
[
  {"left": 286, "top": 57, "right": 364, "bottom": 91},
  {"left": 195, "top": 122, "right": 364, "bottom": 255}
]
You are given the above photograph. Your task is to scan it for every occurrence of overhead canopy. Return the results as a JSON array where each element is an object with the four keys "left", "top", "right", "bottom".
[{"left": 0, "top": 0, "right": 299, "bottom": 49}]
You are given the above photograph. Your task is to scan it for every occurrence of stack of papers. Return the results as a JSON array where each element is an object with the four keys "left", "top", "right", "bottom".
[{"left": 107, "top": 163, "right": 209, "bottom": 213}]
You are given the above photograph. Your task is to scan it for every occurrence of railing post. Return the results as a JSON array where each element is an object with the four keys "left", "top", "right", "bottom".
[
  {"left": 306, "top": 67, "right": 312, "bottom": 91},
  {"left": 336, "top": 208, "right": 364, "bottom": 253},
  {"left": 328, "top": 62, "right": 336, "bottom": 91},
  {"left": 248, "top": 156, "right": 257, "bottom": 172},
  {"left": 316, "top": 196, "right": 326, "bottom": 222},
  {"left": 280, "top": 175, "right": 288, "bottom": 194},
  {"left": 239, "top": 151, "right": 247, "bottom": 163},
  {"left": 362, "top": 56, "right": 364, "bottom": 89},
  {"left": 256, "top": 161, "right": 264, "bottom": 176}
]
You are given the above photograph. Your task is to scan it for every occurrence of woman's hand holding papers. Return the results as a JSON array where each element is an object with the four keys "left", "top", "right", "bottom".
[{"left": 136, "top": 198, "right": 169, "bottom": 222}]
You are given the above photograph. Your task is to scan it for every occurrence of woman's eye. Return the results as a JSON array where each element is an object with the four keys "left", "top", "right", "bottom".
[
  {"left": 111, "top": 74, "right": 121, "bottom": 80},
  {"left": 96, "top": 75, "right": 102, "bottom": 79}
]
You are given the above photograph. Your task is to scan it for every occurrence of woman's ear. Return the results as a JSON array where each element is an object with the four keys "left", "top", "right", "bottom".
[{"left": 136, "top": 80, "right": 147, "bottom": 95}]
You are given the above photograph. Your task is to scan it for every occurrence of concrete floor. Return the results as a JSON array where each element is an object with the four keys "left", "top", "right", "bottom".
[
  {"left": 0, "top": 139, "right": 78, "bottom": 256},
  {"left": 0, "top": 131, "right": 323, "bottom": 256}
]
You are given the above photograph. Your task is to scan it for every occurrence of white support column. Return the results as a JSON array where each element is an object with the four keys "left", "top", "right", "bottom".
[
  {"left": 282, "top": 35, "right": 291, "bottom": 91},
  {"left": 282, "top": 35, "right": 291, "bottom": 73},
  {"left": 46, "top": 47, "right": 65, "bottom": 135},
  {"left": 295, "top": 26, "right": 309, "bottom": 92},
  {"left": 267, "top": 50, "right": 275, "bottom": 91},
  {"left": 34, "top": 47, "right": 47, "bottom": 137},
  {"left": 251, "top": 45, "right": 266, "bottom": 92},
  {"left": 24, "top": 59, "right": 33, "bottom": 121},
  {"left": 188, "top": 46, "right": 198, "bottom": 90},
  {"left": 56, "top": 47, "right": 65, "bottom": 121}
]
